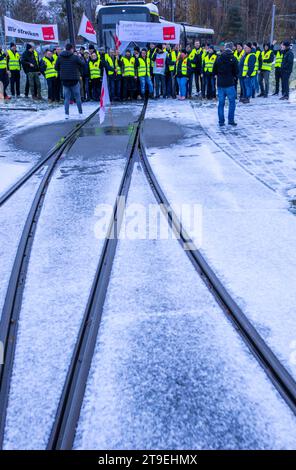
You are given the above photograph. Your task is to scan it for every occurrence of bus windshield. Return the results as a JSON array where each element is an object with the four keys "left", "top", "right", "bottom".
[{"left": 97, "top": 6, "right": 151, "bottom": 49}]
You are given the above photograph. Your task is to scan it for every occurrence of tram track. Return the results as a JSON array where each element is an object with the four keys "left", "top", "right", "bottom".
[
  {"left": 47, "top": 100, "right": 148, "bottom": 450},
  {"left": 1, "top": 99, "right": 296, "bottom": 449},
  {"left": 0, "top": 107, "right": 102, "bottom": 447},
  {"left": 138, "top": 114, "right": 296, "bottom": 419},
  {"left": 0, "top": 106, "right": 101, "bottom": 207}
]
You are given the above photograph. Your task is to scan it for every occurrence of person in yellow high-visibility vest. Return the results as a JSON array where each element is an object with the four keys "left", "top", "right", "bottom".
[
  {"left": 39, "top": 49, "right": 58, "bottom": 102},
  {"left": 7, "top": 42, "right": 21, "bottom": 97},
  {"left": 258, "top": 42, "right": 274, "bottom": 98},
  {"left": 240, "top": 42, "right": 257, "bottom": 104},
  {"left": 135, "top": 48, "right": 154, "bottom": 99},
  {"left": 167, "top": 44, "right": 180, "bottom": 98},
  {"left": 175, "top": 49, "right": 191, "bottom": 100},
  {"left": 272, "top": 42, "right": 284, "bottom": 96},
  {"left": 203, "top": 45, "right": 217, "bottom": 99},
  {"left": 119, "top": 49, "right": 136, "bottom": 101},
  {"left": 89, "top": 51, "right": 103, "bottom": 101}
]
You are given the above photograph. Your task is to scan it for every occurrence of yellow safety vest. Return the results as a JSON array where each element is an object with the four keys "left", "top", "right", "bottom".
[
  {"left": 137, "top": 57, "right": 151, "bottom": 77},
  {"left": 7, "top": 50, "right": 21, "bottom": 71},
  {"left": 234, "top": 50, "right": 244, "bottom": 62},
  {"left": 255, "top": 50, "right": 261, "bottom": 60},
  {"left": 201, "top": 49, "right": 207, "bottom": 69},
  {"left": 148, "top": 49, "right": 156, "bottom": 67},
  {"left": 105, "top": 53, "right": 115, "bottom": 76},
  {"left": 42, "top": 56, "right": 58, "bottom": 79},
  {"left": 169, "top": 50, "right": 180, "bottom": 72},
  {"left": 261, "top": 50, "right": 273, "bottom": 71},
  {"left": 189, "top": 47, "right": 202, "bottom": 69},
  {"left": 242, "top": 53, "right": 257, "bottom": 77},
  {"left": 204, "top": 53, "right": 217, "bottom": 73},
  {"left": 89, "top": 58, "right": 101, "bottom": 79},
  {"left": 181, "top": 58, "right": 188, "bottom": 76},
  {"left": 122, "top": 57, "right": 135, "bottom": 77},
  {"left": 275, "top": 50, "right": 283, "bottom": 68},
  {"left": 189, "top": 48, "right": 197, "bottom": 69},
  {"left": 33, "top": 50, "right": 39, "bottom": 62},
  {"left": 114, "top": 58, "right": 122, "bottom": 76},
  {"left": 0, "top": 53, "right": 6, "bottom": 70}
]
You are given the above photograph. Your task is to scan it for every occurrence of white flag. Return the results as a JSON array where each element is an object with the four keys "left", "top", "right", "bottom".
[
  {"left": 99, "top": 69, "right": 111, "bottom": 125},
  {"left": 78, "top": 13, "right": 97, "bottom": 44}
]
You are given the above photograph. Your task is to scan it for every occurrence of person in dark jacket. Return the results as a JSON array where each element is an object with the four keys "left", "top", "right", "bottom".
[
  {"left": 55, "top": 43, "right": 84, "bottom": 119},
  {"left": 21, "top": 43, "right": 41, "bottom": 99},
  {"left": 80, "top": 50, "right": 91, "bottom": 101},
  {"left": 280, "top": 41, "right": 294, "bottom": 100},
  {"left": 213, "top": 42, "right": 238, "bottom": 126}
]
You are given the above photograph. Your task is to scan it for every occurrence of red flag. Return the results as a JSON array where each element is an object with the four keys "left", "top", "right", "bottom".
[{"left": 78, "top": 13, "right": 97, "bottom": 43}]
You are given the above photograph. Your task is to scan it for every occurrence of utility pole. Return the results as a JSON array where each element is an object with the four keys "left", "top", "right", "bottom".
[
  {"left": 170, "top": 0, "right": 175, "bottom": 23},
  {"left": 270, "top": 3, "right": 276, "bottom": 44},
  {"left": 65, "top": 0, "right": 76, "bottom": 46}
]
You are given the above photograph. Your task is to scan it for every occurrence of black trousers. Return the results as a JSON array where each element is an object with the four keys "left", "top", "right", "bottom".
[
  {"left": 122, "top": 77, "right": 136, "bottom": 100},
  {"left": 275, "top": 68, "right": 282, "bottom": 94},
  {"left": 282, "top": 71, "right": 291, "bottom": 97},
  {"left": 47, "top": 77, "right": 58, "bottom": 101},
  {"left": 196, "top": 71, "right": 203, "bottom": 93},
  {"left": 90, "top": 78, "right": 102, "bottom": 101},
  {"left": 0, "top": 70, "right": 9, "bottom": 97},
  {"left": 10, "top": 70, "right": 21, "bottom": 96}
]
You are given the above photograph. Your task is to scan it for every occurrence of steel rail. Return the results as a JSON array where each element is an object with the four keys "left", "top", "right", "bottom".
[
  {"left": 138, "top": 128, "right": 296, "bottom": 418},
  {"left": 0, "top": 106, "right": 101, "bottom": 207},
  {"left": 47, "top": 100, "right": 148, "bottom": 450}
]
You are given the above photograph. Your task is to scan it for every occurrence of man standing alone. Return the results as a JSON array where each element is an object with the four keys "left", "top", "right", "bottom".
[
  {"left": 213, "top": 42, "right": 238, "bottom": 127},
  {"left": 280, "top": 41, "right": 294, "bottom": 101},
  {"left": 55, "top": 44, "right": 84, "bottom": 119}
]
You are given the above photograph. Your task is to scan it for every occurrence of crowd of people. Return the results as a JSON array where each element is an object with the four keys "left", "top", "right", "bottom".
[{"left": 0, "top": 38, "right": 294, "bottom": 120}]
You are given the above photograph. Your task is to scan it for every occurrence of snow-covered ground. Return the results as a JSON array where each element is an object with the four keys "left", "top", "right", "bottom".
[
  {"left": 191, "top": 93, "right": 296, "bottom": 205},
  {"left": 0, "top": 104, "right": 141, "bottom": 449},
  {"left": 143, "top": 98, "right": 296, "bottom": 384},
  {"left": 1, "top": 95, "right": 296, "bottom": 449},
  {"left": 74, "top": 165, "right": 296, "bottom": 450}
]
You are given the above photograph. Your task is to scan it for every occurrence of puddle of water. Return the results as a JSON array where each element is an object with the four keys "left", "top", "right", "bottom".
[{"left": 79, "top": 126, "right": 133, "bottom": 137}]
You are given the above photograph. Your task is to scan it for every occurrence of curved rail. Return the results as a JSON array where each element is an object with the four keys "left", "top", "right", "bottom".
[
  {"left": 138, "top": 127, "right": 296, "bottom": 417},
  {"left": 0, "top": 106, "right": 101, "bottom": 207},
  {"left": 0, "top": 108, "right": 100, "bottom": 448}
]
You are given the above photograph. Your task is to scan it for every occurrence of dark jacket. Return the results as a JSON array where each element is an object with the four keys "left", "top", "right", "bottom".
[
  {"left": 55, "top": 50, "right": 83, "bottom": 81},
  {"left": 213, "top": 50, "right": 238, "bottom": 87},
  {"left": 282, "top": 49, "right": 294, "bottom": 75},
  {"left": 80, "top": 57, "right": 90, "bottom": 78},
  {"left": 21, "top": 49, "right": 39, "bottom": 74}
]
